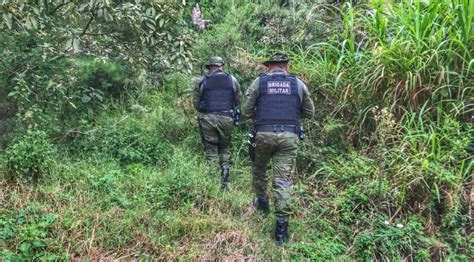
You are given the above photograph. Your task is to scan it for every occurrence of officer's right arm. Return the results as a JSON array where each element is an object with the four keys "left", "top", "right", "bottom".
[
  {"left": 298, "top": 81, "right": 315, "bottom": 119},
  {"left": 192, "top": 77, "right": 204, "bottom": 111},
  {"left": 241, "top": 78, "right": 260, "bottom": 121},
  {"left": 301, "top": 88, "right": 315, "bottom": 119}
]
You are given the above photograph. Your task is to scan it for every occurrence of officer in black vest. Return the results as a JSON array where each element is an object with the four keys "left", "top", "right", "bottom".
[
  {"left": 242, "top": 52, "right": 315, "bottom": 245},
  {"left": 193, "top": 57, "right": 241, "bottom": 188}
]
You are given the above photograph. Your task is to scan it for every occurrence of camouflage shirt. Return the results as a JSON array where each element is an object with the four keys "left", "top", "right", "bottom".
[
  {"left": 241, "top": 70, "right": 315, "bottom": 121},
  {"left": 192, "top": 69, "right": 241, "bottom": 112}
]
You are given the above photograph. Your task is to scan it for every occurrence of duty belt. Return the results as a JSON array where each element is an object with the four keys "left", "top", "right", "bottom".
[
  {"left": 255, "top": 125, "right": 298, "bottom": 134},
  {"left": 207, "top": 111, "right": 233, "bottom": 117}
]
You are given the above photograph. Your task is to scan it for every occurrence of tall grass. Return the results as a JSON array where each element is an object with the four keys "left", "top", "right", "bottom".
[
  {"left": 288, "top": 0, "right": 473, "bottom": 126},
  {"left": 283, "top": 1, "right": 473, "bottom": 258},
  {"left": 1, "top": 0, "right": 472, "bottom": 260}
]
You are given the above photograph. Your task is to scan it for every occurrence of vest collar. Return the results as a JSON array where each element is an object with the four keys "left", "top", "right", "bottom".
[
  {"left": 210, "top": 69, "right": 223, "bottom": 74},
  {"left": 268, "top": 69, "right": 288, "bottom": 74}
]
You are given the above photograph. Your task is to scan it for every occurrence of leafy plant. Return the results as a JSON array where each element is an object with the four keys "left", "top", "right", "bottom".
[
  {"left": 0, "top": 0, "right": 472, "bottom": 260},
  {"left": 6, "top": 130, "right": 55, "bottom": 181},
  {"left": 0, "top": 206, "right": 64, "bottom": 260}
]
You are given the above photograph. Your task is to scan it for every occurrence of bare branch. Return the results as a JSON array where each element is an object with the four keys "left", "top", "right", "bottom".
[
  {"left": 50, "top": 1, "right": 73, "bottom": 15},
  {"left": 80, "top": 13, "right": 95, "bottom": 37}
]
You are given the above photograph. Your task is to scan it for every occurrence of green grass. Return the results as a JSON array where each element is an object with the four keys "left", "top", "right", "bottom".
[
  {"left": 1, "top": 81, "right": 471, "bottom": 259},
  {"left": 1, "top": 0, "right": 473, "bottom": 260}
]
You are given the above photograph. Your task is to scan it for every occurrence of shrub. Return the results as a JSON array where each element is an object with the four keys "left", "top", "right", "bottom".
[
  {"left": 155, "top": 148, "right": 220, "bottom": 209},
  {"left": 0, "top": 205, "right": 64, "bottom": 260},
  {"left": 352, "top": 218, "right": 427, "bottom": 260},
  {"left": 74, "top": 59, "right": 128, "bottom": 102},
  {"left": 6, "top": 130, "right": 55, "bottom": 181},
  {"left": 71, "top": 117, "right": 173, "bottom": 166}
]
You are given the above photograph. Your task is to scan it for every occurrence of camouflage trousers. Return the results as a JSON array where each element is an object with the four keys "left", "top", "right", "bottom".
[
  {"left": 198, "top": 114, "right": 234, "bottom": 166},
  {"left": 252, "top": 131, "right": 299, "bottom": 221}
]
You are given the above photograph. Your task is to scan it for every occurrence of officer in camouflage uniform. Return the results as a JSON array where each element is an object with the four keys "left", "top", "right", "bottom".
[
  {"left": 193, "top": 56, "right": 241, "bottom": 188},
  {"left": 242, "top": 52, "right": 315, "bottom": 244}
]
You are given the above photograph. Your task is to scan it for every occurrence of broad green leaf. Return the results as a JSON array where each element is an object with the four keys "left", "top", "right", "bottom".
[
  {"left": 32, "top": 7, "right": 40, "bottom": 16},
  {"left": 78, "top": 4, "right": 88, "bottom": 12},
  {"left": 146, "top": 7, "right": 155, "bottom": 16},
  {"left": 2, "top": 13, "right": 12, "bottom": 29},
  {"left": 82, "top": 95, "right": 91, "bottom": 103},
  {"left": 145, "top": 21, "right": 155, "bottom": 31},
  {"left": 95, "top": 94, "right": 104, "bottom": 102},
  {"left": 19, "top": 242, "right": 30, "bottom": 253},
  {"left": 24, "top": 15, "right": 38, "bottom": 29}
]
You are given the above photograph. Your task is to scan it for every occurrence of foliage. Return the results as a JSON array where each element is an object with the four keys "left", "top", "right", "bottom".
[
  {"left": 6, "top": 130, "right": 55, "bottom": 181},
  {"left": 0, "top": 0, "right": 472, "bottom": 260},
  {"left": 75, "top": 59, "right": 128, "bottom": 103},
  {"left": 71, "top": 117, "right": 173, "bottom": 166},
  {"left": 0, "top": 206, "right": 64, "bottom": 260},
  {"left": 0, "top": 0, "right": 194, "bottom": 140},
  {"left": 0, "top": 0, "right": 193, "bottom": 70}
]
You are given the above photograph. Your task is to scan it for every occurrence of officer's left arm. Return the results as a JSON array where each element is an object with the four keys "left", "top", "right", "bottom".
[
  {"left": 192, "top": 77, "right": 204, "bottom": 111},
  {"left": 231, "top": 76, "right": 242, "bottom": 107},
  {"left": 299, "top": 80, "right": 315, "bottom": 119},
  {"left": 241, "top": 78, "right": 259, "bottom": 121}
]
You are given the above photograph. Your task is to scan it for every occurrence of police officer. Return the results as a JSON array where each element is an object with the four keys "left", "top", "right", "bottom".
[
  {"left": 193, "top": 56, "right": 241, "bottom": 188},
  {"left": 241, "top": 52, "right": 315, "bottom": 244}
]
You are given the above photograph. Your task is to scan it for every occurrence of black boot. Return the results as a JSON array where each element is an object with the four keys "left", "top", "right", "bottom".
[
  {"left": 252, "top": 197, "right": 270, "bottom": 215},
  {"left": 275, "top": 216, "right": 289, "bottom": 245},
  {"left": 221, "top": 164, "right": 229, "bottom": 189}
]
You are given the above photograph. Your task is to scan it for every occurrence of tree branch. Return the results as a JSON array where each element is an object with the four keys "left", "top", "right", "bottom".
[
  {"left": 50, "top": 1, "right": 73, "bottom": 15},
  {"left": 80, "top": 13, "right": 95, "bottom": 37}
]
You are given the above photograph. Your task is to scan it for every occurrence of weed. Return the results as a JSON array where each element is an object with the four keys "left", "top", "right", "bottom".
[
  {"left": 0, "top": 206, "right": 65, "bottom": 260},
  {"left": 5, "top": 130, "right": 55, "bottom": 182}
]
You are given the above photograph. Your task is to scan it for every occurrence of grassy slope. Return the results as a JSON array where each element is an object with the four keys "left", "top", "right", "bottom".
[
  {"left": 0, "top": 91, "right": 338, "bottom": 260},
  {"left": 1, "top": 0, "right": 473, "bottom": 260},
  {"left": 0, "top": 89, "right": 302, "bottom": 260},
  {"left": 1, "top": 86, "right": 471, "bottom": 260}
]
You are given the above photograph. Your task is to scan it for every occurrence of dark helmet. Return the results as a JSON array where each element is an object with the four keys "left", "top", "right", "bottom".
[
  {"left": 262, "top": 52, "right": 290, "bottom": 67},
  {"left": 205, "top": 56, "right": 225, "bottom": 69}
]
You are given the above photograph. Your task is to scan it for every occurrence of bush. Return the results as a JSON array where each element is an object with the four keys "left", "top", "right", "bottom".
[
  {"left": 74, "top": 59, "right": 129, "bottom": 103},
  {"left": 6, "top": 130, "right": 55, "bottom": 181},
  {"left": 0, "top": 206, "right": 64, "bottom": 260},
  {"left": 71, "top": 117, "right": 173, "bottom": 166},
  {"left": 352, "top": 218, "right": 427, "bottom": 260}
]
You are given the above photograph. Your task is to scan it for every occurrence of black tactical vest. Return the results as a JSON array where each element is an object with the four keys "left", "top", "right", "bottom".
[
  {"left": 200, "top": 71, "right": 235, "bottom": 113},
  {"left": 254, "top": 73, "right": 301, "bottom": 126}
]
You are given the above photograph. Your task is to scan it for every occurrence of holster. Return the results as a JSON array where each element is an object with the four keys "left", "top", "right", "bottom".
[
  {"left": 298, "top": 125, "right": 305, "bottom": 141},
  {"left": 232, "top": 108, "right": 240, "bottom": 126},
  {"left": 248, "top": 129, "right": 257, "bottom": 162}
]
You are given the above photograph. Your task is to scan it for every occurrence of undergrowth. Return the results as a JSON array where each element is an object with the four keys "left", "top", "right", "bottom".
[{"left": 1, "top": 0, "right": 473, "bottom": 260}]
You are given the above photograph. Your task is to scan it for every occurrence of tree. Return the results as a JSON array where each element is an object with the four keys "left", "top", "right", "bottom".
[{"left": 0, "top": 0, "right": 194, "bottom": 137}]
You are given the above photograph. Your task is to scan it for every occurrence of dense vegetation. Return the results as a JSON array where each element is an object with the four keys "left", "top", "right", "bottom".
[{"left": 1, "top": 0, "right": 473, "bottom": 260}]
